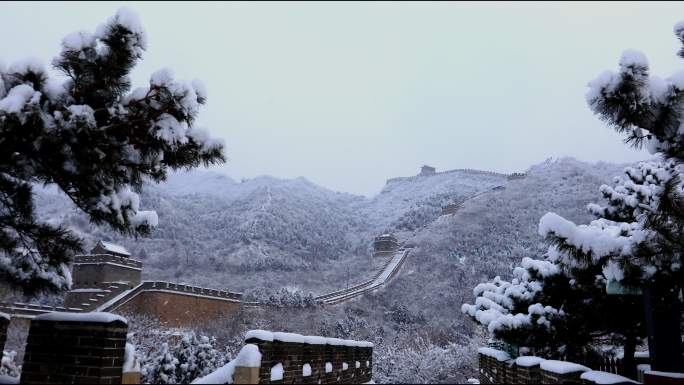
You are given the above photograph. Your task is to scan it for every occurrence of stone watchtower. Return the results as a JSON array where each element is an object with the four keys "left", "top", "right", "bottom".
[
  {"left": 420, "top": 165, "right": 436, "bottom": 176},
  {"left": 373, "top": 234, "right": 399, "bottom": 257},
  {"left": 63, "top": 241, "right": 143, "bottom": 310}
]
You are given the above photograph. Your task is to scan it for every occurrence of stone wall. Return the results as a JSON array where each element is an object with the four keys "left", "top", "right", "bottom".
[
  {"left": 20, "top": 314, "right": 128, "bottom": 384},
  {"left": 116, "top": 290, "right": 242, "bottom": 327},
  {"left": 244, "top": 333, "right": 373, "bottom": 384}
]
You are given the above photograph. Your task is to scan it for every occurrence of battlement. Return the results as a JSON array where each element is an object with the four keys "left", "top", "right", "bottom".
[
  {"left": 73, "top": 254, "right": 143, "bottom": 269},
  {"left": 71, "top": 252, "right": 143, "bottom": 289}
]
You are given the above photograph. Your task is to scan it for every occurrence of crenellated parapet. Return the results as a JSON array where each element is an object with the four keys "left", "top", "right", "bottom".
[{"left": 195, "top": 330, "right": 374, "bottom": 384}]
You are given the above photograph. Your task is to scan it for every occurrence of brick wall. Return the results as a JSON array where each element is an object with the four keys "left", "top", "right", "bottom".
[
  {"left": 478, "top": 349, "right": 641, "bottom": 385},
  {"left": 517, "top": 364, "right": 542, "bottom": 384},
  {"left": 540, "top": 368, "right": 586, "bottom": 384},
  {"left": 244, "top": 337, "right": 373, "bottom": 384},
  {"left": 0, "top": 313, "right": 8, "bottom": 352},
  {"left": 479, "top": 352, "right": 513, "bottom": 384},
  {"left": 20, "top": 316, "right": 127, "bottom": 384},
  {"left": 116, "top": 290, "right": 242, "bottom": 327}
]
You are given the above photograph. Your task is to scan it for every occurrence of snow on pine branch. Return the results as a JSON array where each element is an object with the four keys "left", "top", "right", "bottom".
[
  {"left": 539, "top": 213, "right": 645, "bottom": 263},
  {"left": 586, "top": 20, "right": 684, "bottom": 159},
  {"left": 540, "top": 160, "right": 683, "bottom": 284},
  {"left": 462, "top": 256, "right": 561, "bottom": 335},
  {"left": 0, "top": 7, "right": 224, "bottom": 293}
]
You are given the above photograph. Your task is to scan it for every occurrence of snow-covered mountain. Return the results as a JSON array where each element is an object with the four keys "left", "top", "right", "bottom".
[
  {"left": 33, "top": 158, "right": 628, "bottom": 295},
  {"left": 362, "top": 170, "right": 508, "bottom": 233},
  {"left": 352, "top": 157, "right": 627, "bottom": 331}
]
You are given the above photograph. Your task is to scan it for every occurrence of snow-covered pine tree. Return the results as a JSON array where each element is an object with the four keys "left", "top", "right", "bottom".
[
  {"left": 463, "top": 164, "right": 673, "bottom": 373},
  {"left": 142, "top": 342, "right": 179, "bottom": 384},
  {"left": 560, "top": 22, "right": 684, "bottom": 371},
  {"left": 462, "top": 256, "right": 645, "bottom": 372},
  {"left": 175, "top": 333, "right": 199, "bottom": 384},
  {"left": 0, "top": 8, "right": 224, "bottom": 294},
  {"left": 195, "top": 336, "right": 225, "bottom": 378}
]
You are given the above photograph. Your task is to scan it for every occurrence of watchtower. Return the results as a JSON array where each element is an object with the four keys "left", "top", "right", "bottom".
[
  {"left": 373, "top": 234, "right": 399, "bottom": 257},
  {"left": 64, "top": 241, "right": 143, "bottom": 309},
  {"left": 420, "top": 165, "right": 436, "bottom": 176}
]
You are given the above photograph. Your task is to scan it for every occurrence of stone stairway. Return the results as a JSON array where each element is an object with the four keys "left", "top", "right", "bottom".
[{"left": 63, "top": 282, "right": 133, "bottom": 310}]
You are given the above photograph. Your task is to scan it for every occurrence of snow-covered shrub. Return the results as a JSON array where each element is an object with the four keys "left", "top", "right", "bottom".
[
  {"left": 373, "top": 334, "right": 478, "bottom": 384},
  {"left": 141, "top": 342, "right": 178, "bottom": 384},
  {"left": 124, "top": 313, "right": 226, "bottom": 384},
  {"left": 243, "top": 287, "right": 319, "bottom": 308}
]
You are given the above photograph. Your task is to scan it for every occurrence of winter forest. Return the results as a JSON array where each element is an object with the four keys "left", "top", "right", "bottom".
[{"left": 1, "top": 2, "right": 684, "bottom": 385}]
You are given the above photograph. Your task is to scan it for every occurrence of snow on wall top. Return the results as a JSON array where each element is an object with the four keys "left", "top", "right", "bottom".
[
  {"left": 644, "top": 371, "right": 684, "bottom": 379},
  {"left": 580, "top": 371, "right": 638, "bottom": 384},
  {"left": 245, "top": 330, "right": 373, "bottom": 348},
  {"left": 34, "top": 311, "right": 127, "bottom": 324},
  {"left": 477, "top": 347, "right": 511, "bottom": 362},
  {"left": 97, "top": 241, "right": 131, "bottom": 256},
  {"left": 234, "top": 344, "right": 262, "bottom": 368},
  {"left": 515, "top": 356, "right": 545, "bottom": 367},
  {"left": 192, "top": 344, "right": 261, "bottom": 384},
  {"left": 540, "top": 360, "right": 590, "bottom": 374},
  {"left": 0, "top": 312, "right": 9, "bottom": 321}
]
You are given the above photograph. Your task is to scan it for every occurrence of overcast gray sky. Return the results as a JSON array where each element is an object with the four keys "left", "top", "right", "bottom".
[{"left": 3, "top": 2, "right": 684, "bottom": 196}]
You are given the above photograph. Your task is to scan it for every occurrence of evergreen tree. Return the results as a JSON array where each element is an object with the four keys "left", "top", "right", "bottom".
[
  {"left": 175, "top": 333, "right": 199, "bottom": 384},
  {"left": 195, "top": 336, "right": 225, "bottom": 378},
  {"left": 565, "top": 21, "right": 684, "bottom": 371},
  {"left": 0, "top": 8, "right": 224, "bottom": 294},
  {"left": 463, "top": 163, "right": 662, "bottom": 375},
  {"left": 142, "top": 342, "right": 178, "bottom": 384}
]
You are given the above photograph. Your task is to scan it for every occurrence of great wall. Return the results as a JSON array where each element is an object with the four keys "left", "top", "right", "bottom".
[
  {"left": 0, "top": 246, "right": 411, "bottom": 327},
  {"left": 0, "top": 165, "right": 536, "bottom": 384},
  {"left": 0, "top": 166, "right": 525, "bottom": 327},
  {"left": 385, "top": 165, "right": 525, "bottom": 185}
]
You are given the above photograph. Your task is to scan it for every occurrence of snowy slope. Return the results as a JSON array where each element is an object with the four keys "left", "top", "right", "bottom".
[
  {"left": 351, "top": 157, "right": 626, "bottom": 330},
  {"left": 361, "top": 170, "right": 508, "bottom": 233}
]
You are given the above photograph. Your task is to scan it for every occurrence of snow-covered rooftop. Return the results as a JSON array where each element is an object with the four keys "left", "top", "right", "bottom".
[{"left": 96, "top": 241, "right": 131, "bottom": 256}]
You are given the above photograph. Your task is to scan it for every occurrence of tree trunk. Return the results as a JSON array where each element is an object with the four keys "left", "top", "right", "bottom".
[
  {"left": 622, "top": 332, "right": 637, "bottom": 380},
  {"left": 643, "top": 283, "right": 684, "bottom": 372}
]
